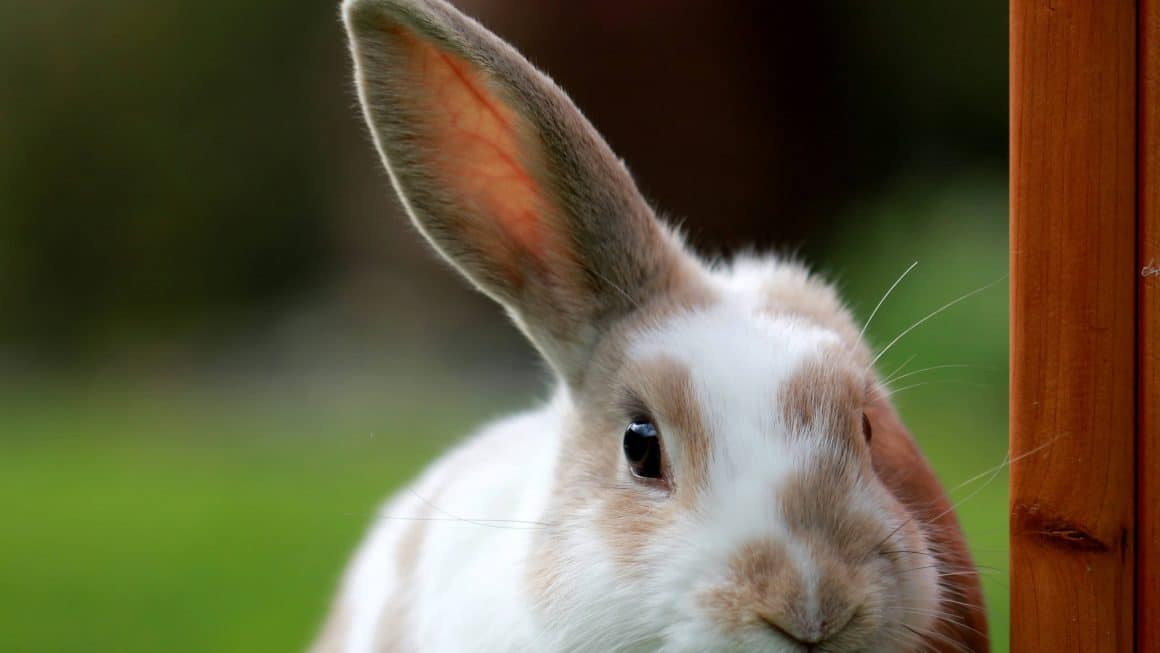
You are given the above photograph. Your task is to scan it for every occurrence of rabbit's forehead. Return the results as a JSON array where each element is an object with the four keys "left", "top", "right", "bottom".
[
  {"left": 625, "top": 303, "right": 866, "bottom": 494},
  {"left": 628, "top": 302, "right": 850, "bottom": 421}
]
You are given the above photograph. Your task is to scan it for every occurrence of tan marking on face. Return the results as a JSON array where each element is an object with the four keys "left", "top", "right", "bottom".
[
  {"left": 700, "top": 538, "right": 805, "bottom": 635},
  {"left": 591, "top": 429, "right": 681, "bottom": 566},
  {"left": 777, "top": 347, "right": 864, "bottom": 435},
  {"left": 582, "top": 333, "right": 722, "bottom": 564},
  {"left": 526, "top": 282, "right": 721, "bottom": 601},
  {"left": 702, "top": 536, "right": 878, "bottom": 645},
  {"left": 775, "top": 352, "right": 888, "bottom": 604},
  {"left": 753, "top": 267, "right": 862, "bottom": 347},
  {"left": 525, "top": 277, "right": 712, "bottom": 602},
  {"left": 555, "top": 356, "right": 709, "bottom": 567},
  {"left": 777, "top": 454, "right": 880, "bottom": 563},
  {"left": 626, "top": 356, "right": 712, "bottom": 504}
]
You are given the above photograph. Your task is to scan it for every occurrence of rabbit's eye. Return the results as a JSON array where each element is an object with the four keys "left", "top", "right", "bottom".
[
  {"left": 624, "top": 420, "right": 663, "bottom": 479},
  {"left": 862, "top": 413, "right": 873, "bottom": 444}
]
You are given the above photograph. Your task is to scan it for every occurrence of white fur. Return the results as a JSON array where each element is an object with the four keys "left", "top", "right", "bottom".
[{"left": 337, "top": 401, "right": 564, "bottom": 653}]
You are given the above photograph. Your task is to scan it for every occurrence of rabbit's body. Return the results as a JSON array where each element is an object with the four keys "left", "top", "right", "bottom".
[
  {"left": 317, "top": 261, "right": 872, "bottom": 653},
  {"left": 327, "top": 406, "right": 559, "bottom": 653},
  {"left": 315, "top": 0, "right": 989, "bottom": 651}
]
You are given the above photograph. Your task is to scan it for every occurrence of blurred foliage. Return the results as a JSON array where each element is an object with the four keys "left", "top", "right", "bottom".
[
  {"left": 0, "top": 0, "right": 1007, "bottom": 359},
  {"left": 1, "top": 0, "right": 1008, "bottom": 651},
  {"left": 0, "top": 1, "right": 341, "bottom": 356}
]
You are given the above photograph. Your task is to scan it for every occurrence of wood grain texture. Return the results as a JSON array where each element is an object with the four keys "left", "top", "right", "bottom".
[
  {"left": 1010, "top": 1, "right": 1137, "bottom": 651},
  {"left": 1140, "top": 1, "right": 1160, "bottom": 650}
]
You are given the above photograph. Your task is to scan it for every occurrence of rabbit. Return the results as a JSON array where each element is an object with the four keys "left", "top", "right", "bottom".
[{"left": 312, "top": 0, "right": 989, "bottom": 651}]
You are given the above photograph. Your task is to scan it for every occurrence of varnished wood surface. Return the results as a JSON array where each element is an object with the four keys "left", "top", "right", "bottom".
[
  {"left": 1139, "top": 1, "right": 1160, "bottom": 650},
  {"left": 1010, "top": 1, "right": 1137, "bottom": 650}
]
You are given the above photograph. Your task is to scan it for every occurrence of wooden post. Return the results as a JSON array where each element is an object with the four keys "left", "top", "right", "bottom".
[
  {"left": 1010, "top": 1, "right": 1137, "bottom": 651},
  {"left": 1140, "top": 1, "right": 1160, "bottom": 650}
]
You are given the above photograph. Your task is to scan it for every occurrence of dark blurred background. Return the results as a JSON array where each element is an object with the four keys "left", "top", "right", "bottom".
[{"left": 0, "top": 1, "right": 1010, "bottom": 651}]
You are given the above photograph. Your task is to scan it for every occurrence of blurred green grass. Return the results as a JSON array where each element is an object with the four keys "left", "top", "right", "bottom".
[
  {"left": 0, "top": 386, "right": 473, "bottom": 652},
  {"left": 0, "top": 179, "right": 1009, "bottom": 652}
]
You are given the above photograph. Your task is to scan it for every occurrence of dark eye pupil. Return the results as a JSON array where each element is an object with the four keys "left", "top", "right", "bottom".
[
  {"left": 624, "top": 420, "right": 662, "bottom": 479},
  {"left": 862, "top": 413, "right": 873, "bottom": 443}
]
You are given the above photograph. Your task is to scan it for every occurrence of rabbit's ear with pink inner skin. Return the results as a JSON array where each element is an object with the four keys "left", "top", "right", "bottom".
[{"left": 343, "top": 0, "right": 689, "bottom": 382}]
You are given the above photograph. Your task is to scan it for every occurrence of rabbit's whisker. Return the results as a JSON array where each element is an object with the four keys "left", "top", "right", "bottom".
[
  {"left": 901, "top": 623, "right": 972, "bottom": 653},
  {"left": 878, "top": 379, "right": 992, "bottom": 399},
  {"left": 860, "top": 260, "right": 919, "bottom": 340},
  {"left": 375, "top": 515, "right": 547, "bottom": 530},
  {"left": 405, "top": 487, "right": 552, "bottom": 529},
  {"left": 871, "top": 432, "right": 1057, "bottom": 561},
  {"left": 882, "top": 353, "right": 918, "bottom": 384},
  {"left": 946, "top": 436, "right": 1057, "bottom": 495},
  {"left": 882, "top": 363, "right": 989, "bottom": 386},
  {"left": 871, "top": 275, "right": 1007, "bottom": 367}
]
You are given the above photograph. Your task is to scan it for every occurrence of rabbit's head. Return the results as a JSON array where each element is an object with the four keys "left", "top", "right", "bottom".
[
  {"left": 526, "top": 263, "right": 952, "bottom": 652},
  {"left": 343, "top": 1, "right": 985, "bottom": 650}
]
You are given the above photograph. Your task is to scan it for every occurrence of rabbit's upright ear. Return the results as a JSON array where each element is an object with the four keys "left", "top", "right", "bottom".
[{"left": 343, "top": 0, "right": 690, "bottom": 382}]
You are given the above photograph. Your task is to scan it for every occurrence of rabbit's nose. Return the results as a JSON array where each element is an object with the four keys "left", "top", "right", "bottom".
[
  {"left": 758, "top": 613, "right": 819, "bottom": 650},
  {"left": 758, "top": 607, "right": 856, "bottom": 651},
  {"left": 708, "top": 537, "right": 865, "bottom": 647}
]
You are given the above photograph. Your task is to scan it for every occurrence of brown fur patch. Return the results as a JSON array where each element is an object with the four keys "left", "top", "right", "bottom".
[
  {"left": 575, "top": 403, "right": 681, "bottom": 568},
  {"left": 751, "top": 264, "right": 861, "bottom": 346},
  {"left": 701, "top": 536, "right": 876, "bottom": 645},
  {"left": 777, "top": 455, "right": 879, "bottom": 563},
  {"left": 701, "top": 538, "right": 804, "bottom": 636},
  {"left": 778, "top": 346, "right": 864, "bottom": 436},
  {"left": 524, "top": 280, "right": 719, "bottom": 605},
  {"left": 576, "top": 355, "right": 712, "bottom": 565},
  {"left": 625, "top": 356, "right": 712, "bottom": 503}
]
